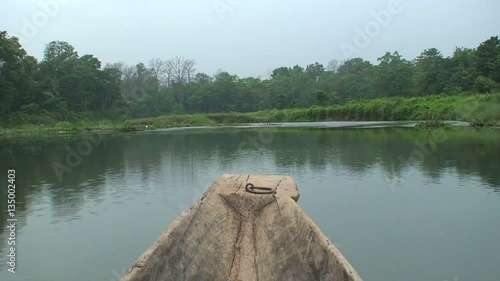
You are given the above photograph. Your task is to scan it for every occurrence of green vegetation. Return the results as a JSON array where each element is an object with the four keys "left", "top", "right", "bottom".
[
  {"left": 469, "top": 119, "right": 500, "bottom": 128},
  {"left": 2, "top": 94, "right": 498, "bottom": 136},
  {"left": 1, "top": 30, "right": 500, "bottom": 135}
]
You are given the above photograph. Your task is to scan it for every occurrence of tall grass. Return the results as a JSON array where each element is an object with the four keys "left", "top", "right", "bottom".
[
  {"left": 130, "top": 94, "right": 499, "bottom": 130},
  {"left": 2, "top": 93, "right": 499, "bottom": 136},
  {"left": 249, "top": 93, "right": 500, "bottom": 122}
]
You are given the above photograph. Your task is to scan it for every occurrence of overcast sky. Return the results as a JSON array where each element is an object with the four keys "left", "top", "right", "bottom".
[{"left": 1, "top": 0, "right": 499, "bottom": 77}]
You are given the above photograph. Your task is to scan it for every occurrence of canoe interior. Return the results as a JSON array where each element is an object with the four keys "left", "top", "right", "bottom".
[{"left": 121, "top": 174, "right": 363, "bottom": 281}]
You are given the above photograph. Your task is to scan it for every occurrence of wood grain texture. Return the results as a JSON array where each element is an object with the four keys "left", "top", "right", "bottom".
[{"left": 121, "top": 174, "right": 363, "bottom": 281}]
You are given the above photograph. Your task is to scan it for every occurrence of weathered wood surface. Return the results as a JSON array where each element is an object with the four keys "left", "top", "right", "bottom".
[{"left": 120, "top": 174, "right": 363, "bottom": 281}]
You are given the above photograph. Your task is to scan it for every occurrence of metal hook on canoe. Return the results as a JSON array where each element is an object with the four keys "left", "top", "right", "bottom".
[{"left": 245, "top": 183, "right": 275, "bottom": 195}]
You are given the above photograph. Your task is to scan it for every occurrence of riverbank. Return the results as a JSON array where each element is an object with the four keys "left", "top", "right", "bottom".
[{"left": 1, "top": 93, "right": 499, "bottom": 136}]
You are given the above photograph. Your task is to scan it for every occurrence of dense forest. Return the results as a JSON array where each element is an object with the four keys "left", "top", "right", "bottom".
[{"left": 0, "top": 30, "right": 499, "bottom": 125}]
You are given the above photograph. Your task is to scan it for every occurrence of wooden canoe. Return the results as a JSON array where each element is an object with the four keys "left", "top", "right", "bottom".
[{"left": 120, "top": 174, "right": 363, "bottom": 281}]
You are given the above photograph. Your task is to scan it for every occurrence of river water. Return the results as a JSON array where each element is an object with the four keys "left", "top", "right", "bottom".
[{"left": 0, "top": 122, "right": 499, "bottom": 281}]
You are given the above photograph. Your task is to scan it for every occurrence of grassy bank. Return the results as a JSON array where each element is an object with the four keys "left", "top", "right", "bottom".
[
  {"left": 0, "top": 120, "right": 121, "bottom": 136},
  {"left": 1, "top": 93, "right": 499, "bottom": 136},
  {"left": 131, "top": 93, "right": 499, "bottom": 129},
  {"left": 249, "top": 93, "right": 500, "bottom": 123}
]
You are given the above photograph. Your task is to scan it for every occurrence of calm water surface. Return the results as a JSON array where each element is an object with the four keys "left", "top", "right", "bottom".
[{"left": 0, "top": 122, "right": 499, "bottom": 281}]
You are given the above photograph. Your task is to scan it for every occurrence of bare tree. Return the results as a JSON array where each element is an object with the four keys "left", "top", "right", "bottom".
[
  {"left": 121, "top": 65, "right": 138, "bottom": 101},
  {"left": 170, "top": 56, "right": 184, "bottom": 84},
  {"left": 163, "top": 60, "right": 174, "bottom": 88},
  {"left": 327, "top": 59, "right": 341, "bottom": 73},
  {"left": 164, "top": 57, "right": 196, "bottom": 106},
  {"left": 149, "top": 58, "right": 166, "bottom": 91},
  {"left": 166, "top": 56, "right": 196, "bottom": 85},
  {"left": 183, "top": 59, "right": 196, "bottom": 85}
]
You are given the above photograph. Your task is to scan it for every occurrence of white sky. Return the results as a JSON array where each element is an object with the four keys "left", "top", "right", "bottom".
[{"left": 1, "top": 0, "right": 499, "bottom": 77}]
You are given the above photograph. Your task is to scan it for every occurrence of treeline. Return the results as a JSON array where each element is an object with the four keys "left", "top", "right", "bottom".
[{"left": 0, "top": 30, "right": 499, "bottom": 124}]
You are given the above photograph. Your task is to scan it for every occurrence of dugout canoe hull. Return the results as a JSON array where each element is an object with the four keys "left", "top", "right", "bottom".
[{"left": 120, "top": 174, "right": 363, "bottom": 281}]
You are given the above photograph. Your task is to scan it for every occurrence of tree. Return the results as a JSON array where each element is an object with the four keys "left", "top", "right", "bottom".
[
  {"left": 149, "top": 58, "right": 166, "bottom": 92},
  {"left": 413, "top": 48, "right": 446, "bottom": 95},
  {"left": 135, "top": 62, "right": 156, "bottom": 93},
  {"left": 210, "top": 71, "right": 239, "bottom": 112},
  {"left": 56, "top": 54, "right": 102, "bottom": 111},
  {"left": 317, "top": 71, "right": 340, "bottom": 104},
  {"left": 121, "top": 64, "right": 139, "bottom": 101},
  {"left": 306, "top": 62, "right": 325, "bottom": 81},
  {"left": 474, "top": 76, "right": 497, "bottom": 93},
  {"left": 43, "top": 41, "right": 78, "bottom": 64},
  {"left": 475, "top": 36, "right": 500, "bottom": 82},
  {"left": 271, "top": 67, "right": 290, "bottom": 78},
  {"left": 236, "top": 77, "right": 263, "bottom": 112},
  {"left": 334, "top": 58, "right": 375, "bottom": 101},
  {"left": 0, "top": 31, "right": 37, "bottom": 115},
  {"left": 38, "top": 41, "right": 80, "bottom": 110},
  {"left": 194, "top": 73, "right": 212, "bottom": 85},
  {"left": 94, "top": 66, "right": 123, "bottom": 111},
  {"left": 185, "top": 73, "right": 214, "bottom": 112},
  {"left": 326, "top": 59, "right": 342, "bottom": 73},
  {"left": 443, "top": 47, "right": 477, "bottom": 93},
  {"left": 374, "top": 52, "right": 414, "bottom": 97},
  {"left": 36, "top": 41, "right": 124, "bottom": 112},
  {"left": 314, "top": 91, "right": 328, "bottom": 106},
  {"left": 2, "top": 30, "right": 500, "bottom": 125},
  {"left": 167, "top": 57, "right": 196, "bottom": 106}
]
